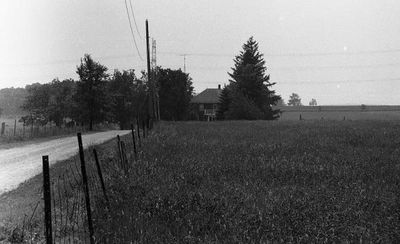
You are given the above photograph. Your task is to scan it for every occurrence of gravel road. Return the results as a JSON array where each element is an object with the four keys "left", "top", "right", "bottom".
[{"left": 0, "top": 130, "right": 130, "bottom": 195}]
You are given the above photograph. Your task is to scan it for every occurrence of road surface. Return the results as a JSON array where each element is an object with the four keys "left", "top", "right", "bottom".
[{"left": 0, "top": 130, "right": 130, "bottom": 195}]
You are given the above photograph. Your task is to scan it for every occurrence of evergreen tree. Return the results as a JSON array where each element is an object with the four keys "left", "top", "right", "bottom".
[
  {"left": 216, "top": 85, "right": 231, "bottom": 120},
  {"left": 225, "top": 90, "right": 263, "bottom": 120},
  {"left": 223, "top": 37, "right": 281, "bottom": 120}
]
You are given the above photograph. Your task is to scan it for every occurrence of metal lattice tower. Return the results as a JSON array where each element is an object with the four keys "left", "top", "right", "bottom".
[{"left": 151, "top": 39, "right": 157, "bottom": 69}]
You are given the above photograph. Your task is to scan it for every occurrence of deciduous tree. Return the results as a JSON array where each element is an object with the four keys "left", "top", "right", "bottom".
[
  {"left": 309, "top": 98, "right": 317, "bottom": 106},
  {"left": 157, "top": 68, "right": 194, "bottom": 120},
  {"left": 288, "top": 93, "right": 302, "bottom": 106},
  {"left": 75, "top": 54, "right": 109, "bottom": 130},
  {"left": 48, "top": 78, "right": 76, "bottom": 126},
  {"left": 22, "top": 83, "right": 51, "bottom": 125},
  {"left": 108, "top": 69, "right": 146, "bottom": 129}
]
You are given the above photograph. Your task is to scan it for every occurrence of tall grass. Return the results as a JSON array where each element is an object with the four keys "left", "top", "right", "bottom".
[{"left": 94, "top": 121, "right": 400, "bottom": 243}]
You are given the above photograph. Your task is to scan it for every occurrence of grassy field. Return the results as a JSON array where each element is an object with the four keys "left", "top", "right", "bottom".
[
  {"left": 94, "top": 120, "right": 400, "bottom": 242},
  {"left": 1, "top": 120, "right": 400, "bottom": 243}
]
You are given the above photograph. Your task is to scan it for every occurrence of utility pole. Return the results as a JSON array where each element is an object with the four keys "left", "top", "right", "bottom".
[
  {"left": 145, "top": 20, "right": 154, "bottom": 121},
  {"left": 151, "top": 39, "right": 160, "bottom": 120},
  {"left": 181, "top": 54, "right": 187, "bottom": 73}
]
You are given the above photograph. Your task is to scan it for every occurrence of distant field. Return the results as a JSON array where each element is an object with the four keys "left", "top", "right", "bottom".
[{"left": 277, "top": 105, "right": 400, "bottom": 120}]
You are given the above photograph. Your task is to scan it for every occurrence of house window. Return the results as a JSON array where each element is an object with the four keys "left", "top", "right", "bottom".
[
  {"left": 213, "top": 104, "right": 217, "bottom": 110},
  {"left": 199, "top": 104, "right": 204, "bottom": 111}
]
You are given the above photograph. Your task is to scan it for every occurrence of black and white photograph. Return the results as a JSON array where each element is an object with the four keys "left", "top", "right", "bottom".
[{"left": 0, "top": 0, "right": 399, "bottom": 243}]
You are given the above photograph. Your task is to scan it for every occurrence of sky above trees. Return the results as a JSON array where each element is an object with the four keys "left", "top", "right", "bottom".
[{"left": 1, "top": 0, "right": 400, "bottom": 105}]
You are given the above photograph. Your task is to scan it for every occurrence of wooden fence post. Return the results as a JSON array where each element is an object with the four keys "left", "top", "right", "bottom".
[
  {"left": 121, "top": 141, "right": 128, "bottom": 173},
  {"left": 137, "top": 118, "right": 141, "bottom": 147},
  {"left": 142, "top": 120, "right": 146, "bottom": 139},
  {"left": 131, "top": 124, "right": 137, "bottom": 159},
  {"left": 13, "top": 119, "right": 16, "bottom": 137},
  {"left": 117, "top": 135, "right": 124, "bottom": 168},
  {"left": 77, "top": 133, "right": 95, "bottom": 244},
  {"left": 93, "top": 148, "right": 109, "bottom": 206},
  {"left": 30, "top": 118, "right": 34, "bottom": 138},
  {"left": 1, "top": 122, "right": 5, "bottom": 136},
  {"left": 42, "top": 155, "right": 53, "bottom": 244}
]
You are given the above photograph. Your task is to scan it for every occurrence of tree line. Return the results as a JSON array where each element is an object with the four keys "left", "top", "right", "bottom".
[
  {"left": 20, "top": 54, "right": 194, "bottom": 130},
  {"left": 2, "top": 37, "right": 312, "bottom": 124}
]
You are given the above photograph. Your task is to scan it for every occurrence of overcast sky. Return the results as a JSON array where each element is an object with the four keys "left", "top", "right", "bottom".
[{"left": 1, "top": 0, "right": 400, "bottom": 105}]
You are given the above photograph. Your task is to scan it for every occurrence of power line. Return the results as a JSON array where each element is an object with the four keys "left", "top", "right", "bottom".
[
  {"left": 128, "top": 0, "right": 143, "bottom": 40},
  {"left": 158, "top": 48, "right": 400, "bottom": 58},
  {"left": 266, "top": 49, "right": 400, "bottom": 57},
  {"left": 276, "top": 77, "right": 400, "bottom": 85},
  {"left": 6, "top": 57, "right": 400, "bottom": 73},
  {"left": 124, "top": 0, "right": 143, "bottom": 61},
  {"left": 166, "top": 62, "right": 400, "bottom": 71},
  {"left": 271, "top": 63, "right": 400, "bottom": 71},
  {"left": 193, "top": 77, "right": 400, "bottom": 86}
]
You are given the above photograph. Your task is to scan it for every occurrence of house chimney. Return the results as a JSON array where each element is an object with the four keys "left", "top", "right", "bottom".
[{"left": 218, "top": 84, "right": 221, "bottom": 90}]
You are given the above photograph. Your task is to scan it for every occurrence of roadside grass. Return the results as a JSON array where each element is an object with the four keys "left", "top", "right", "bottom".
[{"left": 95, "top": 121, "right": 400, "bottom": 243}]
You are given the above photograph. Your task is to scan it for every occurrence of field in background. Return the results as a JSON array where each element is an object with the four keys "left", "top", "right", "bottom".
[{"left": 277, "top": 105, "right": 400, "bottom": 120}]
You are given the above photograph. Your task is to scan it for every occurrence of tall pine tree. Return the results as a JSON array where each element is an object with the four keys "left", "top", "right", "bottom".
[{"left": 219, "top": 37, "right": 280, "bottom": 120}]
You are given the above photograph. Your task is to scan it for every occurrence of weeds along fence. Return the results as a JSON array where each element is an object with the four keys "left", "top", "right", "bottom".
[{"left": 11, "top": 118, "right": 153, "bottom": 243}]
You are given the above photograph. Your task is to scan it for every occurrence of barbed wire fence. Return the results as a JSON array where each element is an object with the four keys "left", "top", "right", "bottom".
[{"left": 9, "top": 117, "right": 153, "bottom": 243}]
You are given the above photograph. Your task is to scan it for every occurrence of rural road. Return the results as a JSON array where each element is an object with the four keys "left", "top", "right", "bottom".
[{"left": 0, "top": 130, "right": 130, "bottom": 195}]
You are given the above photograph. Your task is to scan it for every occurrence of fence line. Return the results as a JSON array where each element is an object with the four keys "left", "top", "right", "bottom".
[{"left": 11, "top": 118, "right": 153, "bottom": 243}]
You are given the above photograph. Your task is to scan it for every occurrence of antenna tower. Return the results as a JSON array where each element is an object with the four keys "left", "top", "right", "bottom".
[{"left": 151, "top": 39, "right": 157, "bottom": 70}]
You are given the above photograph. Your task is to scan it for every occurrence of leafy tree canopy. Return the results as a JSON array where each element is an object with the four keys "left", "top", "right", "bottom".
[
  {"left": 108, "top": 69, "right": 147, "bottom": 129},
  {"left": 288, "top": 93, "right": 302, "bottom": 106},
  {"left": 157, "top": 67, "right": 194, "bottom": 121},
  {"left": 309, "top": 98, "right": 317, "bottom": 106},
  {"left": 75, "top": 54, "right": 110, "bottom": 130}
]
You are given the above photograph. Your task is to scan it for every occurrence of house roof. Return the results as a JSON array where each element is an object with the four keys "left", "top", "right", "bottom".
[{"left": 191, "top": 88, "right": 222, "bottom": 104}]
